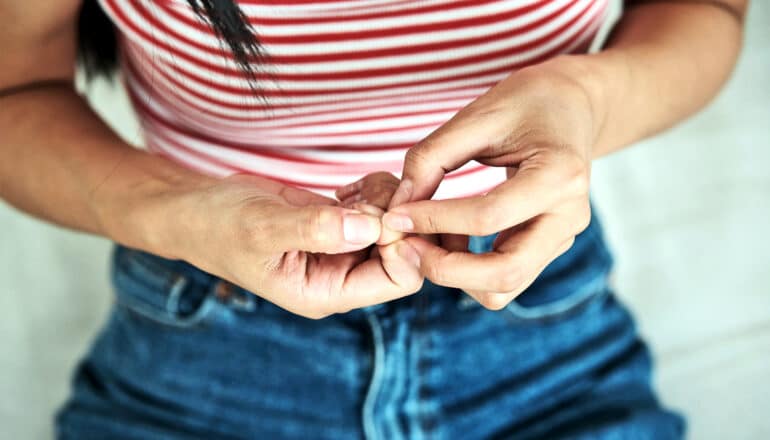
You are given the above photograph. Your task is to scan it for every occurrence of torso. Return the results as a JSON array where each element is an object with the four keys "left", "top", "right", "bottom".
[{"left": 99, "top": 0, "right": 608, "bottom": 198}]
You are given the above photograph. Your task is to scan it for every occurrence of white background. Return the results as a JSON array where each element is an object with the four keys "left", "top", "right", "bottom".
[{"left": 1, "top": 2, "right": 769, "bottom": 438}]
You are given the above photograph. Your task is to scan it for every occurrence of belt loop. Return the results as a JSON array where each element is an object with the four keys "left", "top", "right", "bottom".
[{"left": 165, "top": 275, "right": 190, "bottom": 315}]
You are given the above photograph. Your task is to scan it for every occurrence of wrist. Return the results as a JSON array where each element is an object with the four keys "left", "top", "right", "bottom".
[
  {"left": 511, "top": 54, "right": 610, "bottom": 161},
  {"left": 90, "top": 150, "right": 216, "bottom": 259},
  {"left": 528, "top": 54, "right": 620, "bottom": 158}
]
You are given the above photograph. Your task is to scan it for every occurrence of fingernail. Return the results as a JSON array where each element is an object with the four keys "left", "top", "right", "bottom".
[
  {"left": 389, "top": 178, "right": 413, "bottom": 208},
  {"left": 383, "top": 212, "right": 414, "bottom": 233},
  {"left": 396, "top": 241, "right": 421, "bottom": 269},
  {"left": 343, "top": 214, "right": 380, "bottom": 244}
]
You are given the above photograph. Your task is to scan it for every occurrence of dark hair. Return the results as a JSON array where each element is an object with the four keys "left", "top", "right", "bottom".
[{"left": 77, "top": 0, "right": 265, "bottom": 82}]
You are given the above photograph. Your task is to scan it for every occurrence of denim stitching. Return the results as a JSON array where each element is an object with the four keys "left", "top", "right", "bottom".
[
  {"left": 165, "top": 276, "right": 189, "bottom": 316},
  {"left": 504, "top": 277, "right": 609, "bottom": 323},
  {"left": 363, "top": 313, "right": 385, "bottom": 440}
]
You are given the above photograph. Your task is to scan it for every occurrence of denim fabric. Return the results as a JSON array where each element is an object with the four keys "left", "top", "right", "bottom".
[{"left": 56, "top": 216, "right": 685, "bottom": 439}]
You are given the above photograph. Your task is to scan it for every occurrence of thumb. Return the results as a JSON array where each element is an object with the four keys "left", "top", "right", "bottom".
[{"left": 270, "top": 204, "right": 381, "bottom": 254}]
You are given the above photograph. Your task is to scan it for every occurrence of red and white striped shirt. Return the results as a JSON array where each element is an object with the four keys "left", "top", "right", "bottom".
[{"left": 100, "top": 0, "right": 608, "bottom": 199}]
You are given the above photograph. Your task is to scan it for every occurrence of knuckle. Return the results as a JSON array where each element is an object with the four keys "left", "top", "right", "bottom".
[
  {"left": 559, "top": 237, "right": 576, "bottom": 256},
  {"left": 575, "top": 204, "right": 592, "bottom": 232},
  {"left": 572, "top": 172, "right": 590, "bottom": 196},
  {"left": 302, "top": 309, "right": 332, "bottom": 320},
  {"left": 290, "top": 296, "right": 326, "bottom": 319},
  {"left": 299, "top": 296, "right": 335, "bottom": 320},
  {"left": 405, "top": 146, "right": 432, "bottom": 170},
  {"left": 411, "top": 277, "right": 426, "bottom": 293},
  {"left": 479, "top": 293, "right": 512, "bottom": 311},
  {"left": 334, "top": 305, "right": 354, "bottom": 315},
  {"left": 562, "top": 155, "right": 590, "bottom": 196}
]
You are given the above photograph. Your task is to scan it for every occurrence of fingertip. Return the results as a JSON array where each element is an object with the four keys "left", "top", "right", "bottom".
[
  {"left": 387, "top": 178, "right": 413, "bottom": 209},
  {"left": 378, "top": 241, "right": 423, "bottom": 290},
  {"left": 382, "top": 212, "right": 414, "bottom": 233},
  {"left": 336, "top": 179, "right": 364, "bottom": 200}
]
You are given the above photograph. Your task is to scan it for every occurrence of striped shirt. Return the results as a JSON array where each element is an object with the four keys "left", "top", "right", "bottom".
[{"left": 99, "top": 0, "right": 608, "bottom": 199}]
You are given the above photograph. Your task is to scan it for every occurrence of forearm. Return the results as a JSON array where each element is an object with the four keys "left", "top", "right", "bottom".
[
  {"left": 0, "top": 83, "right": 215, "bottom": 254},
  {"left": 556, "top": 0, "right": 746, "bottom": 157}
]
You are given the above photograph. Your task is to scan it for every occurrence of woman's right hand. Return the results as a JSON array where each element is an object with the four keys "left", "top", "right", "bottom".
[{"left": 109, "top": 173, "right": 423, "bottom": 319}]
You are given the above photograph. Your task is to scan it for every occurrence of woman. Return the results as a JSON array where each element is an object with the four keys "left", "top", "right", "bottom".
[{"left": 0, "top": 0, "right": 745, "bottom": 438}]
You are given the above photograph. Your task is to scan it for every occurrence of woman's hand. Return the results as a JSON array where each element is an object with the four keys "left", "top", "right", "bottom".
[
  {"left": 125, "top": 173, "right": 422, "bottom": 319},
  {"left": 336, "top": 171, "right": 401, "bottom": 211},
  {"left": 335, "top": 171, "right": 440, "bottom": 247},
  {"left": 381, "top": 58, "right": 599, "bottom": 310},
  {"left": 335, "top": 171, "right": 408, "bottom": 245}
]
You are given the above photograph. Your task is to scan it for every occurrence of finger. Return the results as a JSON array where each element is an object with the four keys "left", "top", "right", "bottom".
[
  {"left": 405, "top": 215, "right": 569, "bottom": 301},
  {"left": 348, "top": 203, "right": 406, "bottom": 246},
  {"left": 387, "top": 177, "right": 413, "bottom": 209},
  {"left": 397, "top": 109, "right": 505, "bottom": 204},
  {"left": 338, "top": 172, "right": 399, "bottom": 207},
  {"left": 337, "top": 241, "right": 423, "bottom": 310},
  {"left": 405, "top": 237, "right": 519, "bottom": 294},
  {"left": 462, "top": 289, "right": 513, "bottom": 310},
  {"left": 464, "top": 234, "right": 575, "bottom": 309},
  {"left": 383, "top": 161, "right": 567, "bottom": 236},
  {"left": 362, "top": 187, "right": 397, "bottom": 211},
  {"left": 335, "top": 178, "right": 365, "bottom": 201},
  {"left": 377, "top": 226, "right": 406, "bottom": 246},
  {"left": 352, "top": 172, "right": 399, "bottom": 210},
  {"left": 340, "top": 192, "right": 364, "bottom": 208},
  {"left": 266, "top": 204, "right": 382, "bottom": 254},
  {"left": 377, "top": 230, "right": 439, "bottom": 247}
]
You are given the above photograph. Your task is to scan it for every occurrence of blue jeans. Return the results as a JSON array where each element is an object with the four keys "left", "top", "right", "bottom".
[{"left": 56, "top": 216, "right": 684, "bottom": 439}]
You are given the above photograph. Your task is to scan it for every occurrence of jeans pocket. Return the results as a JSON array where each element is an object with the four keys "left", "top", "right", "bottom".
[
  {"left": 463, "top": 213, "right": 614, "bottom": 324},
  {"left": 111, "top": 246, "right": 223, "bottom": 328},
  {"left": 503, "top": 274, "right": 610, "bottom": 324},
  {"left": 502, "top": 220, "right": 613, "bottom": 324}
]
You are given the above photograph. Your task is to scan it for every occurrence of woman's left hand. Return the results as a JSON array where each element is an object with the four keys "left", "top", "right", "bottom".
[{"left": 380, "top": 57, "right": 602, "bottom": 310}]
